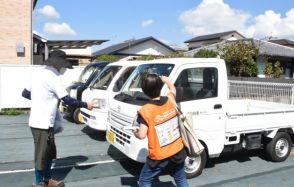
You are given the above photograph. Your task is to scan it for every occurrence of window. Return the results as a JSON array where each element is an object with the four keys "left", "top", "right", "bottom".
[
  {"left": 90, "top": 66, "right": 121, "bottom": 90},
  {"left": 113, "top": 67, "right": 136, "bottom": 92},
  {"left": 175, "top": 67, "right": 218, "bottom": 102}
]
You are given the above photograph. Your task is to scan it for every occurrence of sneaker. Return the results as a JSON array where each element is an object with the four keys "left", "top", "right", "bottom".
[{"left": 45, "top": 179, "right": 65, "bottom": 187}]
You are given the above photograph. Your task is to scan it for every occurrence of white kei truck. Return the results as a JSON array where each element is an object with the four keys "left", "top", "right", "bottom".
[
  {"left": 106, "top": 58, "right": 294, "bottom": 178},
  {"left": 80, "top": 60, "right": 146, "bottom": 131}
]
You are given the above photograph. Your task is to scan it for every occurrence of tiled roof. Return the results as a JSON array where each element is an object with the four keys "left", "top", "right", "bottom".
[
  {"left": 256, "top": 39, "right": 294, "bottom": 57},
  {"left": 184, "top": 30, "right": 245, "bottom": 43},
  {"left": 93, "top": 36, "right": 175, "bottom": 57},
  {"left": 269, "top": 39, "right": 294, "bottom": 47},
  {"left": 184, "top": 39, "right": 294, "bottom": 58}
]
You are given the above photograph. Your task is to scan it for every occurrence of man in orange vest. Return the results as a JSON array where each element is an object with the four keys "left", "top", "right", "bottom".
[{"left": 133, "top": 74, "right": 189, "bottom": 187}]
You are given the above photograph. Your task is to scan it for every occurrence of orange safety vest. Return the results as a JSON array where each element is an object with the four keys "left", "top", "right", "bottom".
[{"left": 138, "top": 95, "right": 184, "bottom": 160}]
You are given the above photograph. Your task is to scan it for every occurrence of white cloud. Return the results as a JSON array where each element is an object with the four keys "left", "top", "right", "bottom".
[
  {"left": 179, "top": 0, "right": 294, "bottom": 40},
  {"left": 43, "top": 22, "right": 76, "bottom": 36},
  {"left": 37, "top": 5, "right": 60, "bottom": 19},
  {"left": 248, "top": 9, "right": 294, "bottom": 39},
  {"left": 179, "top": 0, "right": 250, "bottom": 36},
  {"left": 141, "top": 19, "right": 154, "bottom": 28}
]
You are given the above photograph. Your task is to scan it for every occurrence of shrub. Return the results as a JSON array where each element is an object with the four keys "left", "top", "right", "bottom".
[
  {"left": 193, "top": 49, "right": 219, "bottom": 58},
  {"left": 0, "top": 108, "right": 23, "bottom": 116},
  {"left": 264, "top": 61, "right": 283, "bottom": 78},
  {"left": 96, "top": 55, "right": 118, "bottom": 62}
]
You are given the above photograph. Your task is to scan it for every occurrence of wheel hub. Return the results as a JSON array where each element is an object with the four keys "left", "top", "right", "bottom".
[
  {"left": 185, "top": 156, "right": 201, "bottom": 173},
  {"left": 275, "top": 138, "right": 289, "bottom": 158}
]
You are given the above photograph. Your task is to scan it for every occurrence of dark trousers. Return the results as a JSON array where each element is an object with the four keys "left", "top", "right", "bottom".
[{"left": 31, "top": 127, "right": 56, "bottom": 184}]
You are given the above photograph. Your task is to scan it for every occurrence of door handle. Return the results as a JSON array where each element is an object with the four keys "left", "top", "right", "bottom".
[{"left": 214, "top": 104, "right": 222, "bottom": 109}]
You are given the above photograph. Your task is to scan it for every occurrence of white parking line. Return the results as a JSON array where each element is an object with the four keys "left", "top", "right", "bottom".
[{"left": 0, "top": 159, "right": 116, "bottom": 175}]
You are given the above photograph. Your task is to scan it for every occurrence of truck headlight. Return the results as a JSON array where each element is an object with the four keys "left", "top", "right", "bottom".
[
  {"left": 69, "top": 89, "right": 77, "bottom": 99},
  {"left": 93, "top": 98, "right": 107, "bottom": 109}
]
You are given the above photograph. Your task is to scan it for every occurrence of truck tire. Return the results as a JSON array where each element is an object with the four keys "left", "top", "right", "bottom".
[
  {"left": 265, "top": 132, "right": 292, "bottom": 162},
  {"left": 73, "top": 108, "right": 83, "bottom": 124},
  {"left": 184, "top": 149, "right": 207, "bottom": 179}
]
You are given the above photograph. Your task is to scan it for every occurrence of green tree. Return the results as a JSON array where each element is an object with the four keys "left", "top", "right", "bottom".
[
  {"left": 96, "top": 55, "right": 118, "bottom": 62},
  {"left": 193, "top": 49, "right": 219, "bottom": 58},
  {"left": 221, "top": 42, "right": 259, "bottom": 77},
  {"left": 264, "top": 61, "right": 283, "bottom": 78}
]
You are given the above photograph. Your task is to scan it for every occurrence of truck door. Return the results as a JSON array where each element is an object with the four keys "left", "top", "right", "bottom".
[{"left": 173, "top": 65, "right": 226, "bottom": 156}]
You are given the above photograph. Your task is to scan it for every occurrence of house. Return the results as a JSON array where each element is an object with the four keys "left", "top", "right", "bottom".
[
  {"left": 33, "top": 33, "right": 108, "bottom": 66},
  {"left": 184, "top": 30, "right": 246, "bottom": 50},
  {"left": 184, "top": 38, "right": 294, "bottom": 78},
  {"left": 93, "top": 36, "right": 176, "bottom": 60}
]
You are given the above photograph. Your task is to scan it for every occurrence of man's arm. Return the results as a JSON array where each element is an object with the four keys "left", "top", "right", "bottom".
[
  {"left": 62, "top": 95, "right": 93, "bottom": 110},
  {"left": 160, "top": 76, "right": 176, "bottom": 97}
]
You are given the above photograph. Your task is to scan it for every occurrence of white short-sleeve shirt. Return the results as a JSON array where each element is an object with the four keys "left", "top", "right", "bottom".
[{"left": 27, "top": 66, "right": 68, "bottom": 129}]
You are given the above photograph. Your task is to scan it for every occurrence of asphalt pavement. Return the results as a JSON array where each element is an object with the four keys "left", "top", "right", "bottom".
[{"left": 1, "top": 114, "right": 294, "bottom": 187}]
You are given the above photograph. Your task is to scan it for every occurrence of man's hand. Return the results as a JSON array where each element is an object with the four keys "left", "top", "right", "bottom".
[
  {"left": 160, "top": 76, "right": 176, "bottom": 97},
  {"left": 86, "top": 101, "right": 94, "bottom": 110}
]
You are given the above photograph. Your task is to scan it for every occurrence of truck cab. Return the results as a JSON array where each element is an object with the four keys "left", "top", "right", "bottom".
[{"left": 106, "top": 58, "right": 227, "bottom": 177}]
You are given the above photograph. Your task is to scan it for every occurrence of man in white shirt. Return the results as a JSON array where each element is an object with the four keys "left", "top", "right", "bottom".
[{"left": 22, "top": 50, "right": 93, "bottom": 187}]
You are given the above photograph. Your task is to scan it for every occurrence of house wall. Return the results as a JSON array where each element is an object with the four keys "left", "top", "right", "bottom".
[
  {"left": 0, "top": 0, "right": 32, "bottom": 65},
  {"left": 221, "top": 33, "right": 244, "bottom": 41},
  {"left": 62, "top": 47, "right": 92, "bottom": 56},
  {"left": 120, "top": 40, "right": 173, "bottom": 56},
  {"left": 0, "top": 65, "right": 83, "bottom": 110}
]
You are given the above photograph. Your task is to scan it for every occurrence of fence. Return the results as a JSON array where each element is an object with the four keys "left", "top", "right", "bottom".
[{"left": 228, "top": 80, "right": 294, "bottom": 104}]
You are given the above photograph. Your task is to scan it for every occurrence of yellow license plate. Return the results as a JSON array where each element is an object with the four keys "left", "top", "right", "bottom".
[
  {"left": 59, "top": 106, "right": 65, "bottom": 113},
  {"left": 106, "top": 130, "right": 115, "bottom": 144}
]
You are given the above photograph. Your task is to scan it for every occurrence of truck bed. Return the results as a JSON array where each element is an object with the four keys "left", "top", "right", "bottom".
[{"left": 226, "top": 99, "right": 294, "bottom": 133}]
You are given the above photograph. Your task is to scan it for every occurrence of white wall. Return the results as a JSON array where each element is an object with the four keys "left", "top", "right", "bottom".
[
  {"left": 62, "top": 47, "right": 92, "bottom": 56},
  {"left": 0, "top": 65, "right": 83, "bottom": 109}
]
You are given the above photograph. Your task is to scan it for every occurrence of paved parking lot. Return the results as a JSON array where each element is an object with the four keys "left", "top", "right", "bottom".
[{"left": 1, "top": 114, "right": 294, "bottom": 187}]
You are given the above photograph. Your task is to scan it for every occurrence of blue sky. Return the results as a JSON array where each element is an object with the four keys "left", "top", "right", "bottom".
[{"left": 33, "top": 0, "right": 294, "bottom": 51}]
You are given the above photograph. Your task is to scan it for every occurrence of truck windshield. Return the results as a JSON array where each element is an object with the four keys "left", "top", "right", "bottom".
[
  {"left": 90, "top": 65, "right": 122, "bottom": 90},
  {"left": 78, "top": 65, "right": 104, "bottom": 83},
  {"left": 115, "top": 63, "right": 174, "bottom": 104}
]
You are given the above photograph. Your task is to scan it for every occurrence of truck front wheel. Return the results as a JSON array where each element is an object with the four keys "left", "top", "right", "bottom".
[
  {"left": 184, "top": 149, "right": 207, "bottom": 179},
  {"left": 265, "top": 132, "right": 292, "bottom": 162}
]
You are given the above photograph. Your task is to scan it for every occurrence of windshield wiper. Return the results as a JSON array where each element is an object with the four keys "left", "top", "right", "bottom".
[
  {"left": 114, "top": 93, "right": 134, "bottom": 102},
  {"left": 133, "top": 92, "right": 150, "bottom": 101}
]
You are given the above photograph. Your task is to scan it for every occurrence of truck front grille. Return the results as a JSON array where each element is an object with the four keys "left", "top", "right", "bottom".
[
  {"left": 109, "top": 109, "right": 134, "bottom": 146},
  {"left": 110, "top": 126, "right": 131, "bottom": 146}
]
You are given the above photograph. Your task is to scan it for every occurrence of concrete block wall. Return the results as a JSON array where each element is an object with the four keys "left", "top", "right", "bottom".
[{"left": 0, "top": 0, "right": 32, "bottom": 65}]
